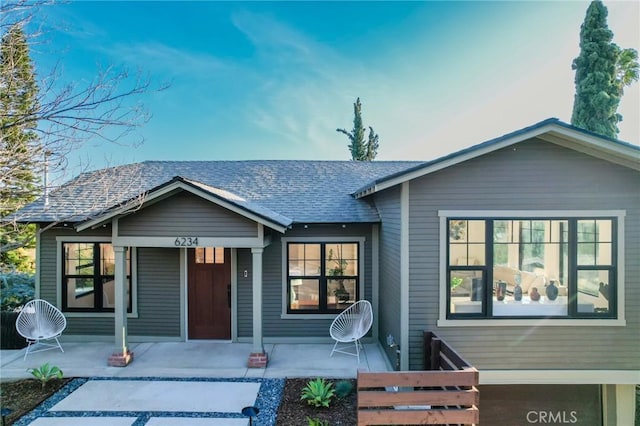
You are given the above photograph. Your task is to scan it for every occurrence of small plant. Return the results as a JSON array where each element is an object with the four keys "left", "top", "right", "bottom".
[
  {"left": 450, "top": 276, "right": 463, "bottom": 290},
  {"left": 28, "top": 363, "right": 63, "bottom": 389},
  {"left": 334, "top": 379, "right": 353, "bottom": 399},
  {"left": 307, "top": 417, "right": 329, "bottom": 426},
  {"left": 300, "top": 377, "right": 335, "bottom": 408}
]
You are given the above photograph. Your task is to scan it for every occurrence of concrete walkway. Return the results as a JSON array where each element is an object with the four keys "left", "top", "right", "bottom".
[
  {"left": 16, "top": 377, "right": 281, "bottom": 426},
  {"left": 1, "top": 342, "right": 390, "bottom": 425}
]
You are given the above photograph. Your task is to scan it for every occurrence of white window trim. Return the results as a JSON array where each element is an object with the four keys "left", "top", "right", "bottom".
[
  {"left": 280, "top": 236, "right": 366, "bottom": 319},
  {"left": 56, "top": 236, "right": 139, "bottom": 318},
  {"left": 437, "top": 210, "right": 626, "bottom": 327}
]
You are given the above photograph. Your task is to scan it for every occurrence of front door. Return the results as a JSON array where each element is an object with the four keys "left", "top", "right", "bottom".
[{"left": 188, "top": 247, "right": 231, "bottom": 339}]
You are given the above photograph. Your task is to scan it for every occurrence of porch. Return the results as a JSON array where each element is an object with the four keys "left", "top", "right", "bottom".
[{"left": 0, "top": 341, "right": 390, "bottom": 381}]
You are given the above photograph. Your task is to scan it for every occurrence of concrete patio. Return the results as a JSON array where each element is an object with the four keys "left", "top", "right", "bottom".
[
  {"left": 1, "top": 342, "right": 391, "bottom": 425},
  {"left": 0, "top": 341, "right": 391, "bottom": 381}
]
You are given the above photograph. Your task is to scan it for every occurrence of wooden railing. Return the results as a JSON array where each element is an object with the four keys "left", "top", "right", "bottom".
[{"left": 357, "top": 332, "right": 479, "bottom": 425}]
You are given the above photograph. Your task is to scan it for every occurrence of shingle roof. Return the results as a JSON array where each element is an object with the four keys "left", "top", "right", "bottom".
[
  {"left": 17, "top": 160, "right": 422, "bottom": 225},
  {"left": 179, "top": 176, "right": 294, "bottom": 228}
]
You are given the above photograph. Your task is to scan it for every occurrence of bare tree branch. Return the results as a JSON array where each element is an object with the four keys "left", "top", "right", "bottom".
[{"left": 1, "top": 0, "right": 166, "bottom": 257}]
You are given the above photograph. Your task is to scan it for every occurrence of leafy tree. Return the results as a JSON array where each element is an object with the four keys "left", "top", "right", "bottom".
[
  {"left": 571, "top": 0, "right": 639, "bottom": 139},
  {"left": 337, "top": 97, "right": 379, "bottom": 161},
  {"left": 0, "top": 24, "right": 39, "bottom": 272}
]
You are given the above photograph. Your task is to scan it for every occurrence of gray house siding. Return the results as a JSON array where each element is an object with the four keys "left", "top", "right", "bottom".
[
  {"left": 118, "top": 191, "right": 258, "bottom": 237},
  {"left": 39, "top": 226, "right": 113, "bottom": 335},
  {"left": 236, "top": 248, "right": 253, "bottom": 338},
  {"left": 236, "top": 224, "right": 375, "bottom": 339},
  {"left": 129, "top": 247, "right": 181, "bottom": 337},
  {"left": 372, "top": 186, "right": 403, "bottom": 367},
  {"left": 39, "top": 227, "right": 181, "bottom": 337},
  {"left": 406, "top": 138, "right": 640, "bottom": 370}
]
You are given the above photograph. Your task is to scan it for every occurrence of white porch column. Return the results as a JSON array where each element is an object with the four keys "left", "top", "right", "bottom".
[
  {"left": 248, "top": 247, "right": 267, "bottom": 367},
  {"left": 108, "top": 245, "right": 134, "bottom": 366}
]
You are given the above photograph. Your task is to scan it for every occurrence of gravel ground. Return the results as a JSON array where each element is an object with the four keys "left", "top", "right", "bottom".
[
  {"left": 2, "top": 377, "right": 358, "bottom": 425},
  {"left": 276, "top": 378, "right": 357, "bottom": 425}
]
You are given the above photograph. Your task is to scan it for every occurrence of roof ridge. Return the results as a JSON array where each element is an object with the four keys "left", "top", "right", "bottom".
[{"left": 141, "top": 159, "right": 423, "bottom": 164}]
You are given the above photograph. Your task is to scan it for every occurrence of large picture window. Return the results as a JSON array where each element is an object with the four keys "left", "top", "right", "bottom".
[
  {"left": 62, "top": 242, "right": 132, "bottom": 312},
  {"left": 287, "top": 242, "right": 359, "bottom": 314},
  {"left": 447, "top": 217, "right": 616, "bottom": 319}
]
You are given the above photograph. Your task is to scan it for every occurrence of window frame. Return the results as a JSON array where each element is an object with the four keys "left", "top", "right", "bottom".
[
  {"left": 56, "top": 237, "right": 138, "bottom": 318},
  {"left": 281, "top": 236, "right": 366, "bottom": 318},
  {"left": 437, "top": 211, "right": 626, "bottom": 327}
]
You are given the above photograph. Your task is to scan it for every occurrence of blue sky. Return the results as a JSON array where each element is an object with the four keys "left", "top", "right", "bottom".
[{"left": 33, "top": 1, "right": 639, "bottom": 173}]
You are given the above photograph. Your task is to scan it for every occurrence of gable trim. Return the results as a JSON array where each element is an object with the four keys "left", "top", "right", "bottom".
[
  {"left": 354, "top": 120, "right": 639, "bottom": 198},
  {"left": 76, "top": 178, "right": 291, "bottom": 233}
]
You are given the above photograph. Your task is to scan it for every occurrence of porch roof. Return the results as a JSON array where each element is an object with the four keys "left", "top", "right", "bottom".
[{"left": 76, "top": 176, "right": 295, "bottom": 233}]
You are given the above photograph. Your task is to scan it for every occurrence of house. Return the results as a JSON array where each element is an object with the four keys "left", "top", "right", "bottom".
[{"left": 15, "top": 118, "right": 639, "bottom": 424}]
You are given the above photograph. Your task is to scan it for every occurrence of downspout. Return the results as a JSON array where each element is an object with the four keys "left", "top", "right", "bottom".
[
  {"left": 372, "top": 224, "right": 379, "bottom": 341},
  {"left": 35, "top": 225, "right": 41, "bottom": 298},
  {"left": 400, "top": 181, "right": 410, "bottom": 370}
]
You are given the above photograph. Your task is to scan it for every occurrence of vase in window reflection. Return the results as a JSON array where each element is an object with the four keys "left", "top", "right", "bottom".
[
  {"left": 471, "top": 277, "right": 483, "bottom": 301},
  {"left": 514, "top": 283, "right": 523, "bottom": 301},
  {"left": 530, "top": 287, "right": 541, "bottom": 301},
  {"left": 546, "top": 280, "right": 559, "bottom": 301},
  {"left": 496, "top": 281, "right": 507, "bottom": 301}
]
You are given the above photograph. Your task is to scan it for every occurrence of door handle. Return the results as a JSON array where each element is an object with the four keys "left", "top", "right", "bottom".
[{"left": 227, "top": 284, "right": 231, "bottom": 308}]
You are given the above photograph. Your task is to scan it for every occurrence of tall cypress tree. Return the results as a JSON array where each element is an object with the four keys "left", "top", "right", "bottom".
[
  {"left": 0, "top": 24, "right": 40, "bottom": 271},
  {"left": 571, "top": 1, "right": 639, "bottom": 139},
  {"left": 337, "top": 97, "right": 379, "bottom": 161}
]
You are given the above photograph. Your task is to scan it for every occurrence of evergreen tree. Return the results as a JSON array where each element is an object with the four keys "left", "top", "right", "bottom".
[
  {"left": 0, "top": 24, "right": 39, "bottom": 271},
  {"left": 571, "top": 1, "right": 639, "bottom": 139},
  {"left": 337, "top": 97, "right": 379, "bottom": 161}
]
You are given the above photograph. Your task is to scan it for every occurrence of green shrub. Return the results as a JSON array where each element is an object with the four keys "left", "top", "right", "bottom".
[
  {"left": 334, "top": 379, "right": 353, "bottom": 399},
  {"left": 300, "top": 378, "right": 335, "bottom": 408},
  {"left": 28, "top": 363, "right": 63, "bottom": 389},
  {"left": 307, "top": 417, "right": 329, "bottom": 426},
  {"left": 0, "top": 272, "right": 35, "bottom": 311}
]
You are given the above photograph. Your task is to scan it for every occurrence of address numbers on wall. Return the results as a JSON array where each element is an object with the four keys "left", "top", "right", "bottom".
[{"left": 174, "top": 237, "right": 199, "bottom": 247}]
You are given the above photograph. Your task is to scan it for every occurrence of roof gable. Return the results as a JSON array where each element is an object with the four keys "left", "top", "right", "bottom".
[
  {"left": 77, "top": 176, "right": 293, "bottom": 233},
  {"left": 353, "top": 119, "right": 640, "bottom": 198}
]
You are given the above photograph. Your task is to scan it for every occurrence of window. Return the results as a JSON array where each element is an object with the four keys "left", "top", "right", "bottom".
[
  {"left": 195, "top": 247, "right": 225, "bottom": 264},
  {"left": 446, "top": 217, "right": 617, "bottom": 319},
  {"left": 62, "top": 242, "right": 132, "bottom": 312},
  {"left": 286, "top": 242, "right": 359, "bottom": 314}
]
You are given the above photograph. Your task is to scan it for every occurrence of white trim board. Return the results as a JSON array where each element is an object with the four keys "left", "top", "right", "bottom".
[
  {"left": 437, "top": 210, "right": 627, "bottom": 325},
  {"left": 480, "top": 370, "right": 640, "bottom": 385}
]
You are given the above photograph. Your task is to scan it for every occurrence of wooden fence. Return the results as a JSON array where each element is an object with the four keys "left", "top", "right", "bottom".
[{"left": 356, "top": 331, "right": 479, "bottom": 425}]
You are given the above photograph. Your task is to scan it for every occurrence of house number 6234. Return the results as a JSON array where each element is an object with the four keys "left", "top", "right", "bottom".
[{"left": 174, "top": 237, "right": 199, "bottom": 247}]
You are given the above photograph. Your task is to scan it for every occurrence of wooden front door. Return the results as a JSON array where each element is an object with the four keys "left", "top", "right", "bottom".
[{"left": 188, "top": 247, "right": 231, "bottom": 339}]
